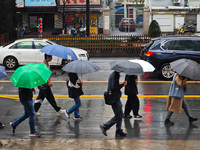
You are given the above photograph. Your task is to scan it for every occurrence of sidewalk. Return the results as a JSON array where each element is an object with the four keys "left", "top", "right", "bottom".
[{"left": 0, "top": 97, "right": 200, "bottom": 149}]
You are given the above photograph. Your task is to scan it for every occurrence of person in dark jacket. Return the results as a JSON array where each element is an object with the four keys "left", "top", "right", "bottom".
[
  {"left": 64, "top": 73, "right": 84, "bottom": 121},
  {"left": 34, "top": 54, "right": 64, "bottom": 116},
  {"left": 9, "top": 88, "right": 40, "bottom": 137},
  {"left": 124, "top": 75, "right": 142, "bottom": 119},
  {"left": 100, "top": 71, "right": 127, "bottom": 137}
]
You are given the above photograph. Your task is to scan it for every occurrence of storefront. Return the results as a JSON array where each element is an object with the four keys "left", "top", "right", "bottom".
[{"left": 58, "top": 0, "right": 102, "bottom": 35}]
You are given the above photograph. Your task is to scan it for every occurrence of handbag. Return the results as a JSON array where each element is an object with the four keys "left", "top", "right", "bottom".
[
  {"left": 169, "top": 74, "right": 183, "bottom": 99},
  {"left": 38, "top": 83, "right": 48, "bottom": 90},
  {"left": 104, "top": 91, "right": 115, "bottom": 105}
]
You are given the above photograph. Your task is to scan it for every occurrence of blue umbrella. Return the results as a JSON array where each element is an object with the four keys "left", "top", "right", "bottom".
[
  {"left": 0, "top": 65, "right": 7, "bottom": 80},
  {"left": 40, "top": 45, "right": 78, "bottom": 60}
]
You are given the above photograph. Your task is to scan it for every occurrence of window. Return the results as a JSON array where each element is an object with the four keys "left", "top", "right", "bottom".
[
  {"left": 161, "top": 41, "right": 174, "bottom": 50},
  {"left": 195, "top": 41, "right": 200, "bottom": 51},
  {"left": 170, "top": 40, "right": 195, "bottom": 51},
  {"left": 10, "top": 41, "right": 33, "bottom": 49},
  {"left": 34, "top": 41, "right": 49, "bottom": 49}
]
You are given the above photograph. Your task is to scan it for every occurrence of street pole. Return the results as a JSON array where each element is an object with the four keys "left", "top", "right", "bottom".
[
  {"left": 86, "top": 0, "right": 90, "bottom": 37},
  {"left": 62, "top": 0, "right": 66, "bottom": 34}
]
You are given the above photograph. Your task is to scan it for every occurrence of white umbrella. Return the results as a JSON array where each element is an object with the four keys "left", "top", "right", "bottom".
[{"left": 129, "top": 59, "right": 155, "bottom": 72}]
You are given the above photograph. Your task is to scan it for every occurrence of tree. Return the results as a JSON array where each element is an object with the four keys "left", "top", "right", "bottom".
[
  {"left": 148, "top": 20, "right": 161, "bottom": 38},
  {"left": 0, "top": 0, "right": 16, "bottom": 34}
]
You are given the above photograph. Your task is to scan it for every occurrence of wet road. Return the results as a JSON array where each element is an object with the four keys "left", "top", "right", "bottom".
[{"left": 1, "top": 57, "right": 200, "bottom": 149}]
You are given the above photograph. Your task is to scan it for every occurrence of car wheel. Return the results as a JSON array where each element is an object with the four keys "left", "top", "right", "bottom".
[
  {"left": 159, "top": 63, "right": 175, "bottom": 80},
  {"left": 4, "top": 56, "right": 18, "bottom": 69}
]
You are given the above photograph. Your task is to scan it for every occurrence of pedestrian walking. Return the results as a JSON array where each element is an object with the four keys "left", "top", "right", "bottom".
[
  {"left": 165, "top": 73, "right": 198, "bottom": 125},
  {"left": 34, "top": 54, "right": 64, "bottom": 116},
  {"left": 64, "top": 73, "right": 84, "bottom": 120},
  {"left": 10, "top": 88, "right": 40, "bottom": 137},
  {"left": 124, "top": 75, "right": 142, "bottom": 119},
  {"left": 100, "top": 71, "right": 127, "bottom": 137}
]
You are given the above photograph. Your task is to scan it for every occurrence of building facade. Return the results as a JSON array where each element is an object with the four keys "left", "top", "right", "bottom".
[{"left": 144, "top": 0, "right": 200, "bottom": 34}]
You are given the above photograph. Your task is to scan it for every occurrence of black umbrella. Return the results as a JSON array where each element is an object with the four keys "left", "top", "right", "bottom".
[
  {"left": 170, "top": 59, "right": 200, "bottom": 80},
  {"left": 110, "top": 60, "right": 144, "bottom": 75}
]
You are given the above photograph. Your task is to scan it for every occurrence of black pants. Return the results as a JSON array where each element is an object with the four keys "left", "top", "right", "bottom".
[
  {"left": 124, "top": 94, "right": 139, "bottom": 116},
  {"left": 34, "top": 86, "right": 61, "bottom": 112}
]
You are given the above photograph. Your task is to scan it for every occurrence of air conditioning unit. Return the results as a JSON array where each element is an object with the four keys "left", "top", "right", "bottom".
[{"left": 174, "top": 0, "right": 180, "bottom": 3}]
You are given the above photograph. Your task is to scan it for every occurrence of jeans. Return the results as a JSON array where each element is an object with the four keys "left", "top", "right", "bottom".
[
  {"left": 68, "top": 97, "right": 81, "bottom": 117},
  {"left": 103, "top": 100, "right": 123, "bottom": 131},
  {"left": 12, "top": 100, "right": 35, "bottom": 134}
]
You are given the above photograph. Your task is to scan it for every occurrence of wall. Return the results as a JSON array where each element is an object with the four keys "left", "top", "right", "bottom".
[{"left": 143, "top": 8, "right": 150, "bottom": 35}]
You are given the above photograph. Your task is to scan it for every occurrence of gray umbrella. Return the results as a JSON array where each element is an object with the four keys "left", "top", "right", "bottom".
[
  {"left": 170, "top": 58, "right": 200, "bottom": 80},
  {"left": 62, "top": 60, "right": 100, "bottom": 74},
  {"left": 110, "top": 60, "right": 144, "bottom": 75}
]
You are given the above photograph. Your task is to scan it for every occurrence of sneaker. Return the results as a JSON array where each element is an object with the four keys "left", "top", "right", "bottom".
[
  {"left": 35, "top": 112, "right": 40, "bottom": 116},
  {"left": 57, "top": 109, "right": 65, "bottom": 116},
  {"left": 124, "top": 114, "right": 132, "bottom": 118},
  {"left": 0, "top": 122, "right": 4, "bottom": 129},
  {"left": 29, "top": 132, "right": 41, "bottom": 138},
  {"left": 164, "top": 119, "right": 174, "bottom": 126},
  {"left": 9, "top": 122, "right": 16, "bottom": 134},
  {"left": 64, "top": 110, "right": 70, "bottom": 119},
  {"left": 74, "top": 116, "right": 83, "bottom": 121},
  {"left": 134, "top": 115, "right": 143, "bottom": 118},
  {"left": 100, "top": 124, "right": 107, "bottom": 136},
  {"left": 115, "top": 129, "right": 127, "bottom": 137}
]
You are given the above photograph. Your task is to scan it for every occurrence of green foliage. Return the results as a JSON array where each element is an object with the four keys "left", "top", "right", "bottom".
[
  {"left": 0, "top": 0, "right": 16, "bottom": 34},
  {"left": 148, "top": 20, "right": 161, "bottom": 38}
]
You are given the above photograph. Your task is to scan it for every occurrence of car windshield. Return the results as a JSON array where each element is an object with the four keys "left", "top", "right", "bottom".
[{"left": 46, "top": 40, "right": 57, "bottom": 45}]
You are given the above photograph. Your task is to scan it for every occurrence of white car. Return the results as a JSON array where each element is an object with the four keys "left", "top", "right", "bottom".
[{"left": 0, "top": 39, "right": 89, "bottom": 69}]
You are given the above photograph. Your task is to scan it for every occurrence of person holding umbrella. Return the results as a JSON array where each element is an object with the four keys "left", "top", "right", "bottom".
[
  {"left": 124, "top": 75, "right": 142, "bottom": 119},
  {"left": 165, "top": 73, "right": 198, "bottom": 125},
  {"left": 0, "top": 65, "right": 7, "bottom": 129},
  {"left": 100, "top": 71, "right": 127, "bottom": 137},
  {"left": 34, "top": 54, "right": 64, "bottom": 116},
  {"left": 64, "top": 73, "right": 84, "bottom": 120},
  {"left": 9, "top": 63, "right": 52, "bottom": 137}
]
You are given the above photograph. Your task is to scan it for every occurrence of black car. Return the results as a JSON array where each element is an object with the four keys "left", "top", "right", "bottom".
[{"left": 140, "top": 35, "right": 200, "bottom": 79}]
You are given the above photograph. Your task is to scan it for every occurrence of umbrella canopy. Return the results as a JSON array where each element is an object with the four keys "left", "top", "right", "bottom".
[
  {"left": 110, "top": 60, "right": 144, "bottom": 75},
  {"left": 40, "top": 45, "right": 78, "bottom": 60},
  {"left": 129, "top": 59, "right": 155, "bottom": 72},
  {"left": 170, "top": 59, "right": 200, "bottom": 80},
  {"left": 0, "top": 65, "right": 7, "bottom": 80},
  {"left": 10, "top": 63, "right": 52, "bottom": 89},
  {"left": 62, "top": 60, "right": 100, "bottom": 74}
]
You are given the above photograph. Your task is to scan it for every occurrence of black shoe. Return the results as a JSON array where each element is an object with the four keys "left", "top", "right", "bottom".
[
  {"left": 189, "top": 117, "right": 198, "bottom": 124},
  {"left": 134, "top": 115, "right": 142, "bottom": 118},
  {"left": 115, "top": 129, "right": 127, "bottom": 137},
  {"left": 164, "top": 119, "right": 174, "bottom": 126},
  {"left": 100, "top": 124, "right": 107, "bottom": 136},
  {"left": 124, "top": 114, "right": 132, "bottom": 118}
]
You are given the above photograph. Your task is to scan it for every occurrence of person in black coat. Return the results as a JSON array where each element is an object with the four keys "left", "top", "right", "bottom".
[
  {"left": 100, "top": 71, "right": 127, "bottom": 137},
  {"left": 124, "top": 75, "right": 142, "bottom": 119},
  {"left": 65, "top": 73, "right": 84, "bottom": 121}
]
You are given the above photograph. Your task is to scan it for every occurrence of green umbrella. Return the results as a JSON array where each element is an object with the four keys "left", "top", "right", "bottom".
[{"left": 10, "top": 63, "right": 52, "bottom": 89}]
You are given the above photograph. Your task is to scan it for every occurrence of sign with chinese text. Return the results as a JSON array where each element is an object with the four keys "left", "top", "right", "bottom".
[
  {"left": 16, "top": 0, "right": 24, "bottom": 8},
  {"left": 25, "top": 0, "right": 56, "bottom": 7},
  {"left": 60, "top": 0, "right": 100, "bottom": 6}
]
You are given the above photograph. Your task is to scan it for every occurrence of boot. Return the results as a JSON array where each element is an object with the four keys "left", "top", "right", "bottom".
[
  {"left": 115, "top": 129, "right": 127, "bottom": 137},
  {"left": 164, "top": 119, "right": 174, "bottom": 126},
  {"left": 189, "top": 117, "right": 198, "bottom": 124}
]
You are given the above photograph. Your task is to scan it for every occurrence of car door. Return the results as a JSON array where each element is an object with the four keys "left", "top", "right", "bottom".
[
  {"left": 12, "top": 41, "right": 35, "bottom": 64},
  {"left": 33, "top": 41, "right": 61, "bottom": 65}
]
